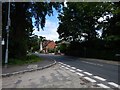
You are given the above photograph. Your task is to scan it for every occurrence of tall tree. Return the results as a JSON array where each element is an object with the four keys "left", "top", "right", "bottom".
[
  {"left": 2, "top": 2, "right": 63, "bottom": 60},
  {"left": 57, "top": 2, "right": 114, "bottom": 43}
]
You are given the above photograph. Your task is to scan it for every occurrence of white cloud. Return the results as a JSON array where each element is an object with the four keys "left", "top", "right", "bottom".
[
  {"left": 32, "top": 19, "right": 59, "bottom": 41},
  {"left": 64, "top": 0, "right": 67, "bottom": 7}
]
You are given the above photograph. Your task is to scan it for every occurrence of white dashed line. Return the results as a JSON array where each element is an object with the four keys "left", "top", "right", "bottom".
[
  {"left": 58, "top": 62, "right": 63, "bottom": 64},
  {"left": 61, "top": 66, "right": 65, "bottom": 68},
  {"left": 63, "top": 64, "right": 66, "bottom": 66},
  {"left": 108, "top": 82, "right": 120, "bottom": 88},
  {"left": 65, "top": 67, "right": 69, "bottom": 70},
  {"left": 93, "top": 76, "right": 106, "bottom": 81},
  {"left": 69, "top": 69, "right": 76, "bottom": 73},
  {"left": 84, "top": 77, "right": 96, "bottom": 83},
  {"left": 76, "top": 72, "right": 84, "bottom": 76},
  {"left": 66, "top": 65, "right": 70, "bottom": 67},
  {"left": 97, "top": 83, "right": 110, "bottom": 88},
  {"left": 71, "top": 67, "right": 76, "bottom": 69},
  {"left": 82, "top": 61, "right": 103, "bottom": 66},
  {"left": 97, "top": 64, "right": 103, "bottom": 66},
  {"left": 76, "top": 69, "right": 83, "bottom": 72},
  {"left": 83, "top": 72, "right": 92, "bottom": 76}
]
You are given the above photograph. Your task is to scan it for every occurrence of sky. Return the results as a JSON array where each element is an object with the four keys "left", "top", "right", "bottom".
[
  {"left": 32, "top": 2, "right": 111, "bottom": 41},
  {"left": 32, "top": 1, "right": 67, "bottom": 41},
  {"left": 32, "top": 9, "right": 60, "bottom": 41}
]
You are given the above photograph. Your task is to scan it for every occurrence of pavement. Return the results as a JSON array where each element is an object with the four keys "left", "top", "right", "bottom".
[
  {"left": 2, "top": 63, "right": 101, "bottom": 88},
  {"left": 2, "top": 55, "right": 55, "bottom": 75},
  {"left": 1, "top": 53, "right": 120, "bottom": 89}
]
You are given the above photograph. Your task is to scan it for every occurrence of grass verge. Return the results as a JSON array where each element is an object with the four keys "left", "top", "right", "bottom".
[{"left": 8, "top": 55, "right": 43, "bottom": 66}]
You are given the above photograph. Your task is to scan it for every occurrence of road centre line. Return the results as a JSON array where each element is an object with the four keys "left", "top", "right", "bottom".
[
  {"left": 93, "top": 76, "right": 106, "bottom": 81},
  {"left": 59, "top": 62, "right": 118, "bottom": 88},
  {"left": 108, "top": 82, "right": 120, "bottom": 88},
  {"left": 82, "top": 61, "right": 103, "bottom": 66},
  {"left": 97, "top": 64, "right": 103, "bottom": 66},
  {"left": 83, "top": 77, "right": 96, "bottom": 83},
  {"left": 97, "top": 83, "right": 110, "bottom": 88},
  {"left": 83, "top": 72, "right": 93, "bottom": 76}
]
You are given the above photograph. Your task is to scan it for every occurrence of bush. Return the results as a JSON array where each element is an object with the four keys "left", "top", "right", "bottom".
[{"left": 5, "top": 55, "right": 43, "bottom": 66}]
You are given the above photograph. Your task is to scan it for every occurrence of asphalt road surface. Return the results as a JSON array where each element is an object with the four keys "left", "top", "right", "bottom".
[
  {"left": 36, "top": 54, "right": 120, "bottom": 88},
  {"left": 2, "top": 64, "right": 98, "bottom": 88}
]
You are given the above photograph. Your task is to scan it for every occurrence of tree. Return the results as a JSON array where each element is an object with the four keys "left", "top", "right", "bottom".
[
  {"left": 58, "top": 2, "right": 115, "bottom": 42},
  {"left": 2, "top": 2, "right": 63, "bottom": 61},
  {"left": 57, "top": 2, "right": 120, "bottom": 60}
]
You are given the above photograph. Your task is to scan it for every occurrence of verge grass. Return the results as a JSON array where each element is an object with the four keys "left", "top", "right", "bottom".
[{"left": 8, "top": 55, "right": 43, "bottom": 66}]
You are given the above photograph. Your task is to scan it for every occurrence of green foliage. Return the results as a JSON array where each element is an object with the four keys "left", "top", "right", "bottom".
[
  {"left": 48, "top": 49, "right": 55, "bottom": 53},
  {"left": 57, "top": 2, "right": 111, "bottom": 42},
  {"left": 2, "top": 2, "right": 63, "bottom": 61},
  {"left": 59, "top": 43, "right": 67, "bottom": 53},
  {"left": 8, "top": 55, "right": 43, "bottom": 66},
  {"left": 57, "top": 2, "right": 120, "bottom": 60}
]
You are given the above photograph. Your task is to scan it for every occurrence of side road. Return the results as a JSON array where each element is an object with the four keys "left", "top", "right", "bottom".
[{"left": 2, "top": 54, "right": 56, "bottom": 77}]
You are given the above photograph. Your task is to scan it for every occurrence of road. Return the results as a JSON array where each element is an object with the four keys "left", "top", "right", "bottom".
[
  {"left": 36, "top": 54, "right": 120, "bottom": 88},
  {"left": 2, "top": 64, "right": 98, "bottom": 88}
]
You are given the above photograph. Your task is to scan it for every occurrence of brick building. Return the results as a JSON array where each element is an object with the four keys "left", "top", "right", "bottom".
[{"left": 42, "top": 40, "right": 56, "bottom": 53}]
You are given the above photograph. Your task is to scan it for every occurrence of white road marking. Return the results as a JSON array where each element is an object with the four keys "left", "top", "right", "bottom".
[
  {"left": 108, "top": 82, "right": 120, "bottom": 88},
  {"left": 58, "top": 62, "right": 64, "bottom": 65},
  {"left": 76, "top": 69, "right": 83, "bottom": 72},
  {"left": 82, "top": 61, "right": 103, "bottom": 66},
  {"left": 84, "top": 77, "right": 96, "bottom": 82},
  {"left": 63, "top": 64, "right": 66, "bottom": 66},
  {"left": 66, "top": 65, "right": 70, "bottom": 67},
  {"left": 71, "top": 67, "right": 76, "bottom": 69},
  {"left": 65, "top": 67, "right": 69, "bottom": 70},
  {"left": 97, "top": 83, "right": 110, "bottom": 88},
  {"left": 69, "top": 69, "right": 76, "bottom": 73},
  {"left": 76, "top": 72, "right": 84, "bottom": 76},
  {"left": 97, "top": 64, "right": 103, "bottom": 66},
  {"left": 94, "top": 76, "right": 106, "bottom": 81},
  {"left": 83, "top": 72, "right": 92, "bottom": 76},
  {"left": 61, "top": 66, "right": 65, "bottom": 68}
]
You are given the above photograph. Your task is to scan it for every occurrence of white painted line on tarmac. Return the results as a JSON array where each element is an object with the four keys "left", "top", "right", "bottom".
[
  {"left": 108, "top": 82, "right": 120, "bottom": 88},
  {"left": 65, "top": 67, "right": 69, "bottom": 70},
  {"left": 61, "top": 66, "right": 65, "bottom": 68},
  {"left": 76, "top": 72, "right": 84, "bottom": 76},
  {"left": 82, "top": 61, "right": 103, "bottom": 66},
  {"left": 97, "top": 64, "right": 103, "bottom": 66},
  {"left": 93, "top": 76, "right": 106, "bottom": 81},
  {"left": 76, "top": 69, "right": 83, "bottom": 72},
  {"left": 63, "top": 63, "right": 67, "bottom": 65},
  {"left": 83, "top": 77, "right": 96, "bottom": 83},
  {"left": 66, "top": 65, "right": 70, "bottom": 67},
  {"left": 71, "top": 67, "right": 76, "bottom": 69},
  {"left": 83, "top": 72, "right": 92, "bottom": 76},
  {"left": 69, "top": 69, "right": 76, "bottom": 73},
  {"left": 58, "top": 62, "right": 62, "bottom": 64},
  {"left": 97, "top": 83, "right": 110, "bottom": 88}
]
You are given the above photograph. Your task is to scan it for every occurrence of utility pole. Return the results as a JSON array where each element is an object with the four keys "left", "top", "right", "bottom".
[{"left": 5, "top": 0, "right": 11, "bottom": 67}]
